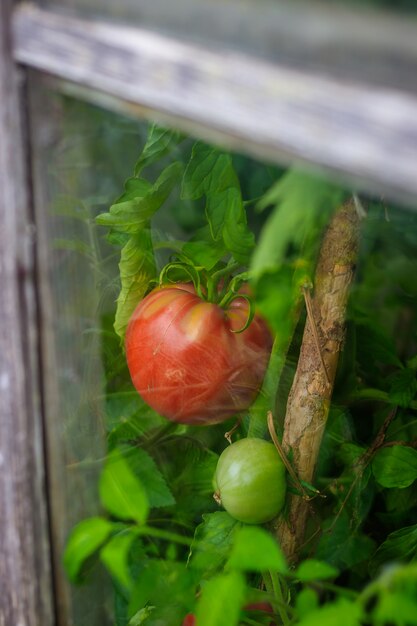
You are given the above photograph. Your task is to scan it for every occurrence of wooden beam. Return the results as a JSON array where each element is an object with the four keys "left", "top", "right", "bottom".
[
  {"left": 0, "top": 1, "right": 54, "bottom": 625},
  {"left": 12, "top": 2, "right": 417, "bottom": 206}
]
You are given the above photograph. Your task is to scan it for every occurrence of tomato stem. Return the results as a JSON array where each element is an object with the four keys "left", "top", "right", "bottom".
[
  {"left": 138, "top": 525, "right": 193, "bottom": 547},
  {"left": 269, "top": 571, "right": 291, "bottom": 626}
]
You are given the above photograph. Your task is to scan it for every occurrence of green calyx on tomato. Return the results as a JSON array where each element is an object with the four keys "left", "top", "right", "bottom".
[
  {"left": 213, "top": 438, "right": 286, "bottom": 524},
  {"left": 158, "top": 256, "right": 254, "bottom": 331},
  {"left": 125, "top": 260, "right": 273, "bottom": 425}
]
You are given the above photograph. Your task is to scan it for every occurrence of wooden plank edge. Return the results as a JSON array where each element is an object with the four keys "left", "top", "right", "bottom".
[{"left": 12, "top": 3, "right": 417, "bottom": 207}]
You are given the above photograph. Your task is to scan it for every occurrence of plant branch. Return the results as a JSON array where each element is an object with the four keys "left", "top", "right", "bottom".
[{"left": 275, "top": 199, "right": 360, "bottom": 563}]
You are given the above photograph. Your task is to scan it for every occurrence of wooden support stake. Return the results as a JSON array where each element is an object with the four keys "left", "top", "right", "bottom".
[{"left": 276, "top": 199, "right": 360, "bottom": 563}]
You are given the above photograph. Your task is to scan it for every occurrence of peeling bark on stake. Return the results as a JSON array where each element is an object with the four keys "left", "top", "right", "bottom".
[{"left": 276, "top": 199, "right": 360, "bottom": 563}]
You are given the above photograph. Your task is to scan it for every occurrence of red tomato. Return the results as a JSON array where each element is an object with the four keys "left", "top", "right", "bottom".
[
  {"left": 181, "top": 615, "right": 196, "bottom": 626},
  {"left": 125, "top": 283, "right": 272, "bottom": 425}
]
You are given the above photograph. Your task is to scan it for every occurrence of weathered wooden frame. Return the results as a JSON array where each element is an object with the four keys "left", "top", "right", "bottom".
[
  {"left": 2, "top": 0, "right": 417, "bottom": 624},
  {"left": 0, "top": 1, "right": 54, "bottom": 625},
  {"left": 12, "top": 2, "right": 417, "bottom": 207}
]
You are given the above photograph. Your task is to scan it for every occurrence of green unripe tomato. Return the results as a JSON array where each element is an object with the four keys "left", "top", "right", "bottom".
[{"left": 214, "top": 438, "right": 286, "bottom": 524}]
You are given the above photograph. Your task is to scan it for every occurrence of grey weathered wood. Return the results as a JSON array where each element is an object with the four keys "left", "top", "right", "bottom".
[
  {"left": 37, "top": 0, "right": 417, "bottom": 96},
  {"left": 0, "top": 2, "right": 55, "bottom": 626},
  {"left": 27, "top": 71, "right": 112, "bottom": 626},
  {"left": 12, "top": 3, "right": 417, "bottom": 207}
]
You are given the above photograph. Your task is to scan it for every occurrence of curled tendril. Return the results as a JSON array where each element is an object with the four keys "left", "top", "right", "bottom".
[
  {"left": 227, "top": 293, "right": 255, "bottom": 334},
  {"left": 158, "top": 262, "right": 204, "bottom": 300}
]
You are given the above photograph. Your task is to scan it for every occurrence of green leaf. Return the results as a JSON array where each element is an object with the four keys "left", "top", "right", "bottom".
[
  {"left": 189, "top": 512, "right": 241, "bottom": 576},
  {"left": 99, "top": 448, "right": 149, "bottom": 524},
  {"left": 388, "top": 368, "right": 417, "bottom": 407},
  {"left": 195, "top": 571, "right": 246, "bottom": 626},
  {"left": 100, "top": 529, "right": 138, "bottom": 591},
  {"left": 97, "top": 162, "right": 182, "bottom": 234},
  {"left": 115, "top": 178, "right": 153, "bottom": 203},
  {"left": 181, "top": 143, "right": 254, "bottom": 263},
  {"left": 369, "top": 524, "right": 417, "bottom": 574},
  {"left": 128, "top": 560, "right": 197, "bottom": 626},
  {"left": 295, "top": 588, "right": 319, "bottom": 619},
  {"left": 182, "top": 237, "right": 226, "bottom": 271},
  {"left": 374, "top": 592, "right": 417, "bottom": 625},
  {"left": 372, "top": 446, "right": 417, "bottom": 488},
  {"left": 121, "top": 446, "right": 176, "bottom": 509},
  {"left": 222, "top": 189, "right": 255, "bottom": 264},
  {"left": 296, "top": 598, "right": 362, "bottom": 626},
  {"left": 134, "top": 125, "right": 184, "bottom": 176},
  {"left": 316, "top": 513, "right": 376, "bottom": 570},
  {"left": 355, "top": 322, "right": 403, "bottom": 369},
  {"left": 114, "top": 228, "right": 156, "bottom": 341},
  {"left": 63, "top": 517, "right": 113, "bottom": 583},
  {"left": 128, "top": 606, "right": 155, "bottom": 626},
  {"left": 161, "top": 438, "right": 219, "bottom": 525},
  {"left": 294, "top": 559, "right": 339, "bottom": 582},
  {"left": 251, "top": 169, "right": 344, "bottom": 279},
  {"left": 337, "top": 442, "right": 366, "bottom": 466},
  {"left": 228, "top": 526, "right": 287, "bottom": 573},
  {"left": 107, "top": 395, "right": 166, "bottom": 449},
  {"left": 181, "top": 143, "right": 238, "bottom": 200}
]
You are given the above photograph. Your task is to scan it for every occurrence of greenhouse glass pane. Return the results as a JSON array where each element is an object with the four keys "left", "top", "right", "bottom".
[{"left": 29, "top": 75, "right": 417, "bottom": 626}]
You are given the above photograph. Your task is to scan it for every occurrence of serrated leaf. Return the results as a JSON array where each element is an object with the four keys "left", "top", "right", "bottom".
[
  {"left": 107, "top": 394, "right": 166, "bottom": 448},
  {"left": 134, "top": 125, "right": 184, "bottom": 176},
  {"left": 97, "top": 163, "right": 182, "bottom": 235},
  {"left": 388, "top": 368, "right": 417, "bottom": 407},
  {"left": 181, "top": 143, "right": 238, "bottom": 200},
  {"left": 251, "top": 169, "right": 344, "bottom": 279},
  {"left": 100, "top": 529, "right": 138, "bottom": 591},
  {"left": 114, "top": 228, "right": 156, "bottom": 341},
  {"left": 195, "top": 571, "right": 246, "bottom": 626},
  {"left": 161, "top": 438, "right": 219, "bottom": 524},
  {"left": 99, "top": 448, "right": 149, "bottom": 524},
  {"left": 63, "top": 517, "right": 113, "bottom": 583},
  {"left": 181, "top": 143, "right": 254, "bottom": 263},
  {"left": 222, "top": 191, "right": 255, "bottom": 264},
  {"left": 121, "top": 446, "right": 176, "bottom": 509},
  {"left": 182, "top": 237, "right": 226, "bottom": 271},
  {"left": 296, "top": 598, "right": 362, "bottom": 626},
  {"left": 189, "top": 512, "right": 240, "bottom": 576},
  {"left": 294, "top": 559, "right": 339, "bottom": 582},
  {"left": 369, "top": 524, "right": 417, "bottom": 575},
  {"left": 228, "top": 526, "right": 287, "bottom": 573},
  {"left": 115, "top": 178, "right": 153, "bottom": 203},
  {"left": 372, "top": 446, "right": 417, "bottom": 488}
]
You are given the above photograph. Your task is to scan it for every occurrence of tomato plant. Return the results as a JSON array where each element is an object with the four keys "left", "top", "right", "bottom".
[
  {"left": 60, "top": 118, "right": 417, "bottom": 626},
  {"left": 125, "top": 282, "right": 272, "bottom": 425},
  {"left": 214, "top": 438, "right": 286, "bottom": 524}
]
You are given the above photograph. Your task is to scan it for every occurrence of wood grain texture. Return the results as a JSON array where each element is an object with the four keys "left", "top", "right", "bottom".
[
  {"left": 40, "top": 0, "right": 417, "bottom": 96},
  {"left": 276, "top": 201, "right": 360, "bottom": 563},
  {"left": 0, "top": 1, "right": 54, "bottom": 625},
  {"left": 27, "top": 73, "right": 113, "bottom": 626},
  {"left": 12, "top": 3, "right": 417, "bottom": 207}
]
